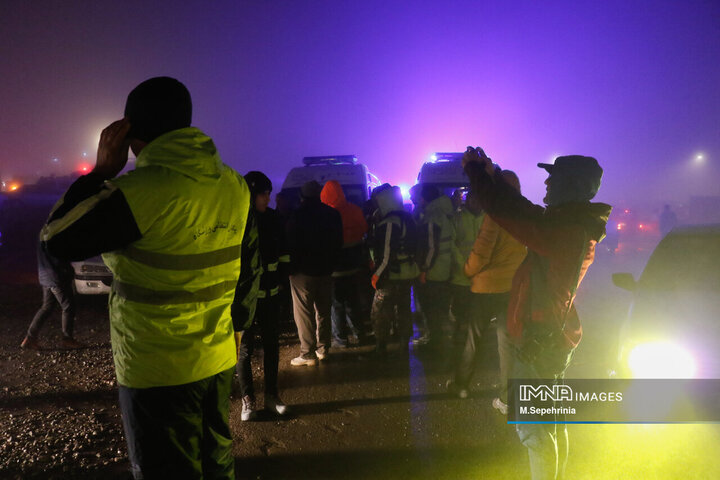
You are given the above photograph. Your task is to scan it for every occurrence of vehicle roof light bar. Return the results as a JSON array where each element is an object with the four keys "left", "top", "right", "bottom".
[{"left": 302, "top": 155, "right": 358, "bottom": 166}]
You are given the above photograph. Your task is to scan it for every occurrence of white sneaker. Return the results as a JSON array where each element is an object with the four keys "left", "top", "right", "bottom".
[
  {"left": 316, "top": 350, "right": 326, "bottom": 361},
  {"left": 265, "top": 395, "right": 288, "bottom": 415},
  {"left": 241, "top": 395, "right": 257, "bottom": 421},
  {"left": 492, "top": 397, "right": 508, "bottom": 415},
  {"left": 290, "top": 354, "right": 317, "bottom": 366}
]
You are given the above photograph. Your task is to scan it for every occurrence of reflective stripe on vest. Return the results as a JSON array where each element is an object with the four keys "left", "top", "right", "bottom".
[
  {"left": 122, "top": 244, "right": 241, "bottom": 270},
  {"left": 266, "top": 262, "right": 278, "bottom": 272},
  {"left": 113, "top": 279, "right": 238, "bottom": 305}
]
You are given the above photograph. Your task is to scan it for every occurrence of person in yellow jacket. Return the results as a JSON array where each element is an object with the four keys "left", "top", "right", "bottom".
[
  {"left": 40, "top": 77, "right": 257, "bottom": 479},
  {"left": 447, "top": 171, "right": 526, "bottom": 409}
]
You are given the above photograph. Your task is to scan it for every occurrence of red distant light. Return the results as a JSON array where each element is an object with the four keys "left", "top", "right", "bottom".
[
  {"left": 617, "top": 223, "right": 624, "bottom": 230},
  {"left": 77, "top": 163, "right": 92, "bottom": 174},
  {"left": 639, "top": 224, "right": 644, "bottom": 229},
  {"left": 624, "top": 209, "right": 630, "bottom": 214}
]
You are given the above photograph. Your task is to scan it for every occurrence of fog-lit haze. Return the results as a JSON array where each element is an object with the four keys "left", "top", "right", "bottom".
[{"left": 2, "top": 0, "right": 719, "bottom": 208}]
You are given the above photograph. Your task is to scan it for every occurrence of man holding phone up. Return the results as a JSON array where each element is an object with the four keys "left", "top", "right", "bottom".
[
  {"left": 40, "top": 77, "right": 256, "bottom": 479},
  {"left": 462, "top": 147, "right": 611, "bottom": 480}
]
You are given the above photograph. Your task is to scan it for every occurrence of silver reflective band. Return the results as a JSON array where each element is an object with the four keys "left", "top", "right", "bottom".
[
  {"left": 121, "top": 244, "right": 241, "bottom": 270},
  {"left": 113, "top": 279, "right": 237, "bottom": 304}
]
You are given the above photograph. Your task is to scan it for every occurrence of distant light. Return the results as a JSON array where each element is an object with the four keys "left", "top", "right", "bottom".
[
  {"left": 624, "top": 209, "right": 630, "bottom": 214},
  {"left": 77, "top": 163, "right": 92, "bottom": 174},
  {"left": 9, "top": 182, "right": 20, "bottom": 192},
  {"left": 82, "top": 152, "right": 88, "bottom": 157},
  {"left": 638, "top": 224, "right": 644, "bottom": 230},
  {"left": 430, "top": 154, "right": 438, "bottom": 161},
  {"left": 694, "top": 153, "right": 705, "bottom": 165},
  {"left": 398, "top": 184, "right": 410, "bottom": 199},
  {"left": 52, "top": 157, "right": 59, "bottom": 163},
  {"left": 617, "top": 223, "right": 624, "bottom": 230}
]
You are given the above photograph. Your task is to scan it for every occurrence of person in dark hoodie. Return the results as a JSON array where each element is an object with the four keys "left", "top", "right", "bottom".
[
  {"left": 286, "top": 180, "right": 344, "bottom": 366},
  {"left": 462, "top": 149, "right": 611, "bottom": 480},
  {"left": 320, "top": 180, "right": 370, "bottom": 348},
  {"left": 21, "top": 241, "right": 84, "bottom": 350},
  {"left": 233, "top": 171, "right": 288, "bottom": 421}
]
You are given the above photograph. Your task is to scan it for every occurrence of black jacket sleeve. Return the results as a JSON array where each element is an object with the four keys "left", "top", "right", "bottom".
[
  {"left": 42, "top": 172, "right": 142, "bottom": 261},
  {"left": 231, "top": 206, "right": 262, "bottom": 332}
]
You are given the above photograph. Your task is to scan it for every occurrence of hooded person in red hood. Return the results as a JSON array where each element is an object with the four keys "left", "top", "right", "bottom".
[{"left": 321, "top": 180, "right": 370, "bottom": 347}]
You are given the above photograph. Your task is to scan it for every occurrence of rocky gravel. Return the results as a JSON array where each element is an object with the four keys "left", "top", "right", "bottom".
[{"left": 1, "top": 282, "right": 129, "bottom": 479}]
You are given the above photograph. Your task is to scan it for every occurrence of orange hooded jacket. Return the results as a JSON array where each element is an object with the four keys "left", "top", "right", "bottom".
[{"left": 320, "top": 180, "right": 368, "bottom": 245}]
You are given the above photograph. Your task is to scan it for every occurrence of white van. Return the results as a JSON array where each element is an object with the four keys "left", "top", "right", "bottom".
[
  {"left": 416, "top": 152, "right": 469, "bottom": 197},
  {"left": 279, "top": 155, "right": 381, "bottom": 209},
  {"left": 71, "top": 255, "right": 112, "bottom": 295}
]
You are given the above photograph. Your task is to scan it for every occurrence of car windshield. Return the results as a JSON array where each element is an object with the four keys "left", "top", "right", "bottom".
[{"left": 639, "top": 227, "right": 720, "bottom": 291}]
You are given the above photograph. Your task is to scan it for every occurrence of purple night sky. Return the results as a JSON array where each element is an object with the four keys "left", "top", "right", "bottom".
[{"left": 2, "top": 0, "right": 719, "bottom": 208}]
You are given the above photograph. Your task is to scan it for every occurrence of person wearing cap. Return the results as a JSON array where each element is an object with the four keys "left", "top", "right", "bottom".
[
  {"left": 232, "top": 171, "right": 289, "bottom": 420},
  {"left": 39, "top": 77, "right": 256, "bottom": 478},
  {"left": 462, "top": 149, "right": 611, "bottom": 480},
  {"left": 285, "top": 180, "right": 344, "bottom": 366}
]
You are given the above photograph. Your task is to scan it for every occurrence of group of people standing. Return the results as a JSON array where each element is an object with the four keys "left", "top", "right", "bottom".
[{"left": 22, "top": 76, "right": 611, "bottom": 480}]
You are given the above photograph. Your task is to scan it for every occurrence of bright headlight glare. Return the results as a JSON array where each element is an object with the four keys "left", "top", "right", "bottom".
[{"left": 627, "top": 342, "right": 697, "bottom": 379}]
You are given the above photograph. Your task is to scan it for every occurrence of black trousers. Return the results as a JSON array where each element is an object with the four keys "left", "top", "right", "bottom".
[
  {"left": 237, "top": 296, "right": 280, "bottom": 397},
  {"left": 331, "top": 273, "right": 369, "bottom": 346},
  {"left": 118, "top": 367, "right": 235, "bottom": 480},
  {"left": 454, "top": 292, "right": 510, "bottom": 389},
  {"left": 27, "top": 285, "right": 76, "bottom": 338},
  {"left": 415, "top": 280, "right": 451, "bottom": 345}
]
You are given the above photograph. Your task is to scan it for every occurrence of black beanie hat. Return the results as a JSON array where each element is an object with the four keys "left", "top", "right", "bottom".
[
  {"left": 244, "top": 171, "right": 273, "bottom": 196},
  {"left": 124, "top": 77, "right": 192, "bottom": 143}
]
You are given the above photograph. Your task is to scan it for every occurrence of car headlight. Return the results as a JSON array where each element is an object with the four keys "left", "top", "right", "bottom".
[{"left": 627, "top": 342, "right": 697, "bottom": 379}]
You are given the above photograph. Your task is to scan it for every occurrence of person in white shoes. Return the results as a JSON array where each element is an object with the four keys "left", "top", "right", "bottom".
[{"left": 233, "top": 171, "right": 289, "bottom": 421}]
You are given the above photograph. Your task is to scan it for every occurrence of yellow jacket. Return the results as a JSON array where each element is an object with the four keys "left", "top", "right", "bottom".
[{"left": 464, "top": 215, "right": 526, "bottom": 293}]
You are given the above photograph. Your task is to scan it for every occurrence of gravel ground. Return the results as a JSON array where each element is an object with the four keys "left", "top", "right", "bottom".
[
  {"left": 0, "top": 275, "right": 526, "bottom": 480},
  {"left": 4, "top": 243, "right": 720, "bottom": 479}
]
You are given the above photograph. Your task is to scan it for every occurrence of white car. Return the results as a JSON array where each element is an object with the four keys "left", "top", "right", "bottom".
[
  {"left": 279, "top": 155, "right": 381, "bottom": 210},
  {"left": 71, "top": 255, "right": 112, "bottom": 294},
  {"left": 416, "top": 152, "right": 470, "bottom": 198}
]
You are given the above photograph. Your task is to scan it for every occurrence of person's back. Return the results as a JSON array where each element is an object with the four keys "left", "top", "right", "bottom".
[
  {"left": 101, "top": 127, "right": 247, "bottom": 387},
  {"left": 39, "top": 77, "right": 251, "bottom": 479},
  {"left": 369, "top": 184, "right": 418, "bottom": 355},
  {"left": 286, "top": 180, "right": 343, "bottom": 366},
  {"left": 287, "top": 188, "right": 343, "bottom": 277},
  {"left": 320, "top": 180, "right": 370, "bottom": 348}
]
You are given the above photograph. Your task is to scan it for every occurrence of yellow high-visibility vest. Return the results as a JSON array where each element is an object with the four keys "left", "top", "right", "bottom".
[{"left": 102, "top": 127, "right": 250, "bottom": 388}]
